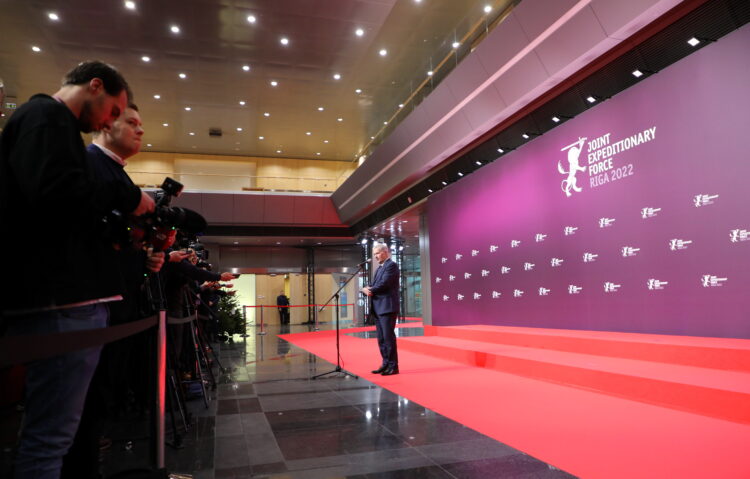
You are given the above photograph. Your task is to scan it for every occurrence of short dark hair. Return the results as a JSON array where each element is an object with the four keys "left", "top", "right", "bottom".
[
  {"left": 91, "top": 102, "right": 139, "bottom": 138},
  {"left": 63, "top": 60, "right": 132, "bottom": 101}
]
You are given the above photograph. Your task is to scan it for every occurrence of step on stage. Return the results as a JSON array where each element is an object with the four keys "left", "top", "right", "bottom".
[{"left": 281, "top": 323, "right": 750, "bottom": 479}]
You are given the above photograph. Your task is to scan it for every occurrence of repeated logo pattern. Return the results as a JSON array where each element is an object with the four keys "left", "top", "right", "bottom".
[{"left": 435, "top": 198, "right": 737, "bottom": 303}]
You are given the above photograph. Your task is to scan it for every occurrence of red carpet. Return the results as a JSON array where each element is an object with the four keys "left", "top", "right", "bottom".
[{"left": 280, "top": 324, "right": 750, "bottom": 479}]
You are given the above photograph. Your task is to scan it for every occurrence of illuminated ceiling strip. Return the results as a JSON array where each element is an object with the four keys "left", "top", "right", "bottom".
[{"left": 339, "top": 0, "right": 593, "bottom": 210}]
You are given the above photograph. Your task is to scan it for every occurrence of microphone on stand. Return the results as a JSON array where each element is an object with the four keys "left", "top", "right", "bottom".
[{"left": 357, "top": 257, "right": 371, "bottom": 267}]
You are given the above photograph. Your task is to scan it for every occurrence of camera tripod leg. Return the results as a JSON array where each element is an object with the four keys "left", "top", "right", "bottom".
[
  {"left": 195, "top": 319, "right": 221, "bottom": 385},
  {"left": 167, "top": 331, "right": 191, "bottom": 433},
  {"left": 165, "top": 372, "right": 184, "bottom": 449},
  {"left": 190, "top": 320, "right": 210, "bottom": 409}
]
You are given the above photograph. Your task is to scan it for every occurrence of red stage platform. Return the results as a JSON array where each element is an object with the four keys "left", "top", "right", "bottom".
[{"left": 281, "top": 323, "right": 750, "bottom": 478}]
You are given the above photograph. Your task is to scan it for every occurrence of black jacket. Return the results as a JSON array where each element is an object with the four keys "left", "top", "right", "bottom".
[
  {"left": 370, "top": 259, "right": 400, "bottom": 315},
  {"left": 0, "top": 94, "right": 141, "bottom": 312},
  {"left": 87, "top": 144, "right": 149, "bottom": 323},
  {"left": 163, "top": 259, "right": 224, "bottom": 318}
]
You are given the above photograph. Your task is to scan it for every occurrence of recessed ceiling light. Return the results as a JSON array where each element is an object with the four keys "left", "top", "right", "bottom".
[
  {"left": 247, "top": 14, "right": 256, "bottom": 24},
  {"left": 31, "top": 46, "right": 41, "bottom": 52},
  {"left": 442, "top": 181, "right": 447, "bottom": 186},
  {"left": 522, "top": 133, "right": 529, "bottom": 139},
  {"left": 428, "top": 189, "right": 433, "bottom": 193},
  {"left": 233, "top": 241, "right": 239, "bottom": 245},
  {"left": 337, "top": 118, "right": 343, "bottom": 122},
  {"left": 355, "top": 28, "right": 364, "bottom": 37},
  {"left": 239, "top": 100, "right": 246, "bottom": 106},
  {"left": 141, "top": 56, "right": 151, "bottom": 62},
  {"left": 170, "top": 25, "right": 180, "bottom": 34},
  {"left": 178, "top": 72, "right": 187, "bottom": 79},
  {"left": 270, "top": 80, "right": 278, "bottom": 86},
  {"left": 242, "top": 65, "right": 250, "bottom": 71},
  {"left": 258, "top": 136, "right": 264, "bottom": 140},
  {"left": 276, "top": 150, "right": 282, "bottom": 153},
  {"left": 497, "top": 148, "right": 504, "bottom": 153},
  {"left": 189, "top": 132, "right": 195, "bottom": 136},
  {"left": 236, "top": 127, "right": 243, "bottom": 132},
  {"left": 355, "top": 88, "right": 362, "bottom": 94},
  {"left": 476, "top": 161, "right": 482, "bottom": 165},
  {"left": 632, "top": 69, "right": 643, "bottom": 78},
  {"left": 587, "top": 96, "right": 596, "bottom": 103},
  {"left": 458, "top": 172, "right": 464, "bottom": 177},
  {"left": 306, "top": 131, "right": 312, "bottom": 136},
  {"left": 316, "top": 152, "right": 321, "bottom": 156},
  {"left": 398, "top": 103, "right": 404, "bottom": 108},
  {"left": 124, "top": 1, "right": 136, "bottom": 10},
  {"left": 263, "top": 112, "right": 270, "bottom": 117},
  {"left": 687, "top": 37, "right": 700, "bottom": 47},
  {"left": 317, "top": 107, "right": 324, "bottom": 111},
  {"left": 162, "top": 123, "right": 168, "bottom": 127},
  {"left": 153, "top": 94, "right": 161, "bottom": 100},
  {"left": 552, "top": 116, "right": 560, "bottom": 123},
  {"left": 383, "top": 121, "right": 388, "bottom": 125},
  {"left": 323, "top": 140, "right": 329, "bottom": 143},
  {"left": 452, "top": 41, "right": 460, "bottom": 49},
  {"left": 427, "top": 70, "right": 433, "bottom": 76},
  {"left": 48, "top": 12, "right": 59, "bottom": 21},
  {"left": 333, "top": 73, "right": 341, "bottom": 80},
  {"left": 370, "top": 136, "right": 375, "bottom": 139},
  {"left": 379, "top": 49, "right": 387, "bottom": 56},
  {"left": 147, "top": 143, "right": 152, "bottom": 147},
  {"left": 184, "top": 106, "right": 191, "bottom": 111},
  {"left": 280, "top": 37, "right": 289, "bottom": 46},
  {"left": 484, "top": 5, "right": 492, "bottom": 13}
]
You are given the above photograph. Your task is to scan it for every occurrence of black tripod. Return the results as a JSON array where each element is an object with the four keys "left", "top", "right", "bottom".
[{"left": 312, "top": 266, "right": 362, "bottom": 380}]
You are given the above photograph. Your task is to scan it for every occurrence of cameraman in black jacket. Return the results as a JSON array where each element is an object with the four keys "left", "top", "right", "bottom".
[
  {"left": 0, "top": 61, "right": 154, "bottom": 478},
  {"left": 163, "top": 248, "right": 233, "bottom": 371}
]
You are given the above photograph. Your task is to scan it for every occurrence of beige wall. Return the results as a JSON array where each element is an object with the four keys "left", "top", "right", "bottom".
[
  {"left": 125, "top": 151, "right": 356, "bottom": 192},
  {"left": 245, "top": 273, "right": 360, "bottom": 325},
  {"left": 254, "top": 274, "right": 285, "bottom": 326}
]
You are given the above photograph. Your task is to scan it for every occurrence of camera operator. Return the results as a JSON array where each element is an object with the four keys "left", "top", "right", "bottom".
[
  {"left": 0, "top": 61, "right": 154, "bottom": 478},
  {"left": 61, "top": 103, "right": 165, "bottom": 478},
  {"left": 163, "top": 243, "right": 233, "bottom": 372}
]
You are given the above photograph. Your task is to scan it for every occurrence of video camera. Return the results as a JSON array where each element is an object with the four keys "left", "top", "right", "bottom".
[{"left": 131, "top": 178, "right": 207, "bottom": 251}]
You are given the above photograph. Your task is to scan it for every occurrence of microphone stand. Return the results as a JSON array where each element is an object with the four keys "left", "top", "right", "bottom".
[{"left": 311, "top": 263, "right": 364, "bottom": 380}]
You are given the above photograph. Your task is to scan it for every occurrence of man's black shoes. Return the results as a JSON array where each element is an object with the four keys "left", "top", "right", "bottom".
[
  {"left": 371, "top": 366, "right": 387, "bottom": 374},
  {"left": 381, "top": 367, "right": 399, "bottom": 376}
]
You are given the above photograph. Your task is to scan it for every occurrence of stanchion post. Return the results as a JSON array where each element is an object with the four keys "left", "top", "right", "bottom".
[
  {"left": 258, "top": 305, "right": 267, "bottom": 336},
  {"left": 156, "top": 310, "right": 166, "bottom": 469},
  {"left": 314, "top": 304, "right": 319, "bottom": 331}
]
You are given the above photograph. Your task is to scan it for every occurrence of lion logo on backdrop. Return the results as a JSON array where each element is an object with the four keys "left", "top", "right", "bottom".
[{"left": 558, "top": 137, "right": 587, "bottom": 197}]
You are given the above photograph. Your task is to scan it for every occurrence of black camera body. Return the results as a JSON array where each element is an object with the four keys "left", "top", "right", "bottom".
[{"left": 132, "top": 178, "right": 207, "bottom": 251}]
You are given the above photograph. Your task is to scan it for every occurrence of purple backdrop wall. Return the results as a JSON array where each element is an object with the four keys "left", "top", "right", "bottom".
[{"left": 428, "top": 24, "right": 750, "bottom": 339}]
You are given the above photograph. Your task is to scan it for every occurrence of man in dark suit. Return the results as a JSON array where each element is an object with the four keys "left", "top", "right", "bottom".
[
  {"left": 361, "top": 243, "right": 400, "bottom": 376},
  {"left": 277, "top": 291, "right": 290, "bottom": 324}
]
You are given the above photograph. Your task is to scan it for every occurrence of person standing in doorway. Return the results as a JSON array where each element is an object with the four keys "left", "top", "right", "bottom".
[{"left": 277, "top": 291, "right": 290, "bottom": 325}]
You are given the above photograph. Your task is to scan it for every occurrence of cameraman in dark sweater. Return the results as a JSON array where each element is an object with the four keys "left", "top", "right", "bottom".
[{"left": 0, "top": 61, "right": 154, "bottom": 478}]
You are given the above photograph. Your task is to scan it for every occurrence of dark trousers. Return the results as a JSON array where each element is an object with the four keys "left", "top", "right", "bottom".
[{"left": 374, "top": 312, "right": 398, "bottom": 369}]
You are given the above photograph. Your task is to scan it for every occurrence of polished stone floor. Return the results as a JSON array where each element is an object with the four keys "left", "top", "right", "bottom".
[{"left": 2, "top": 321, "right": 577, "bottom": 478}]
